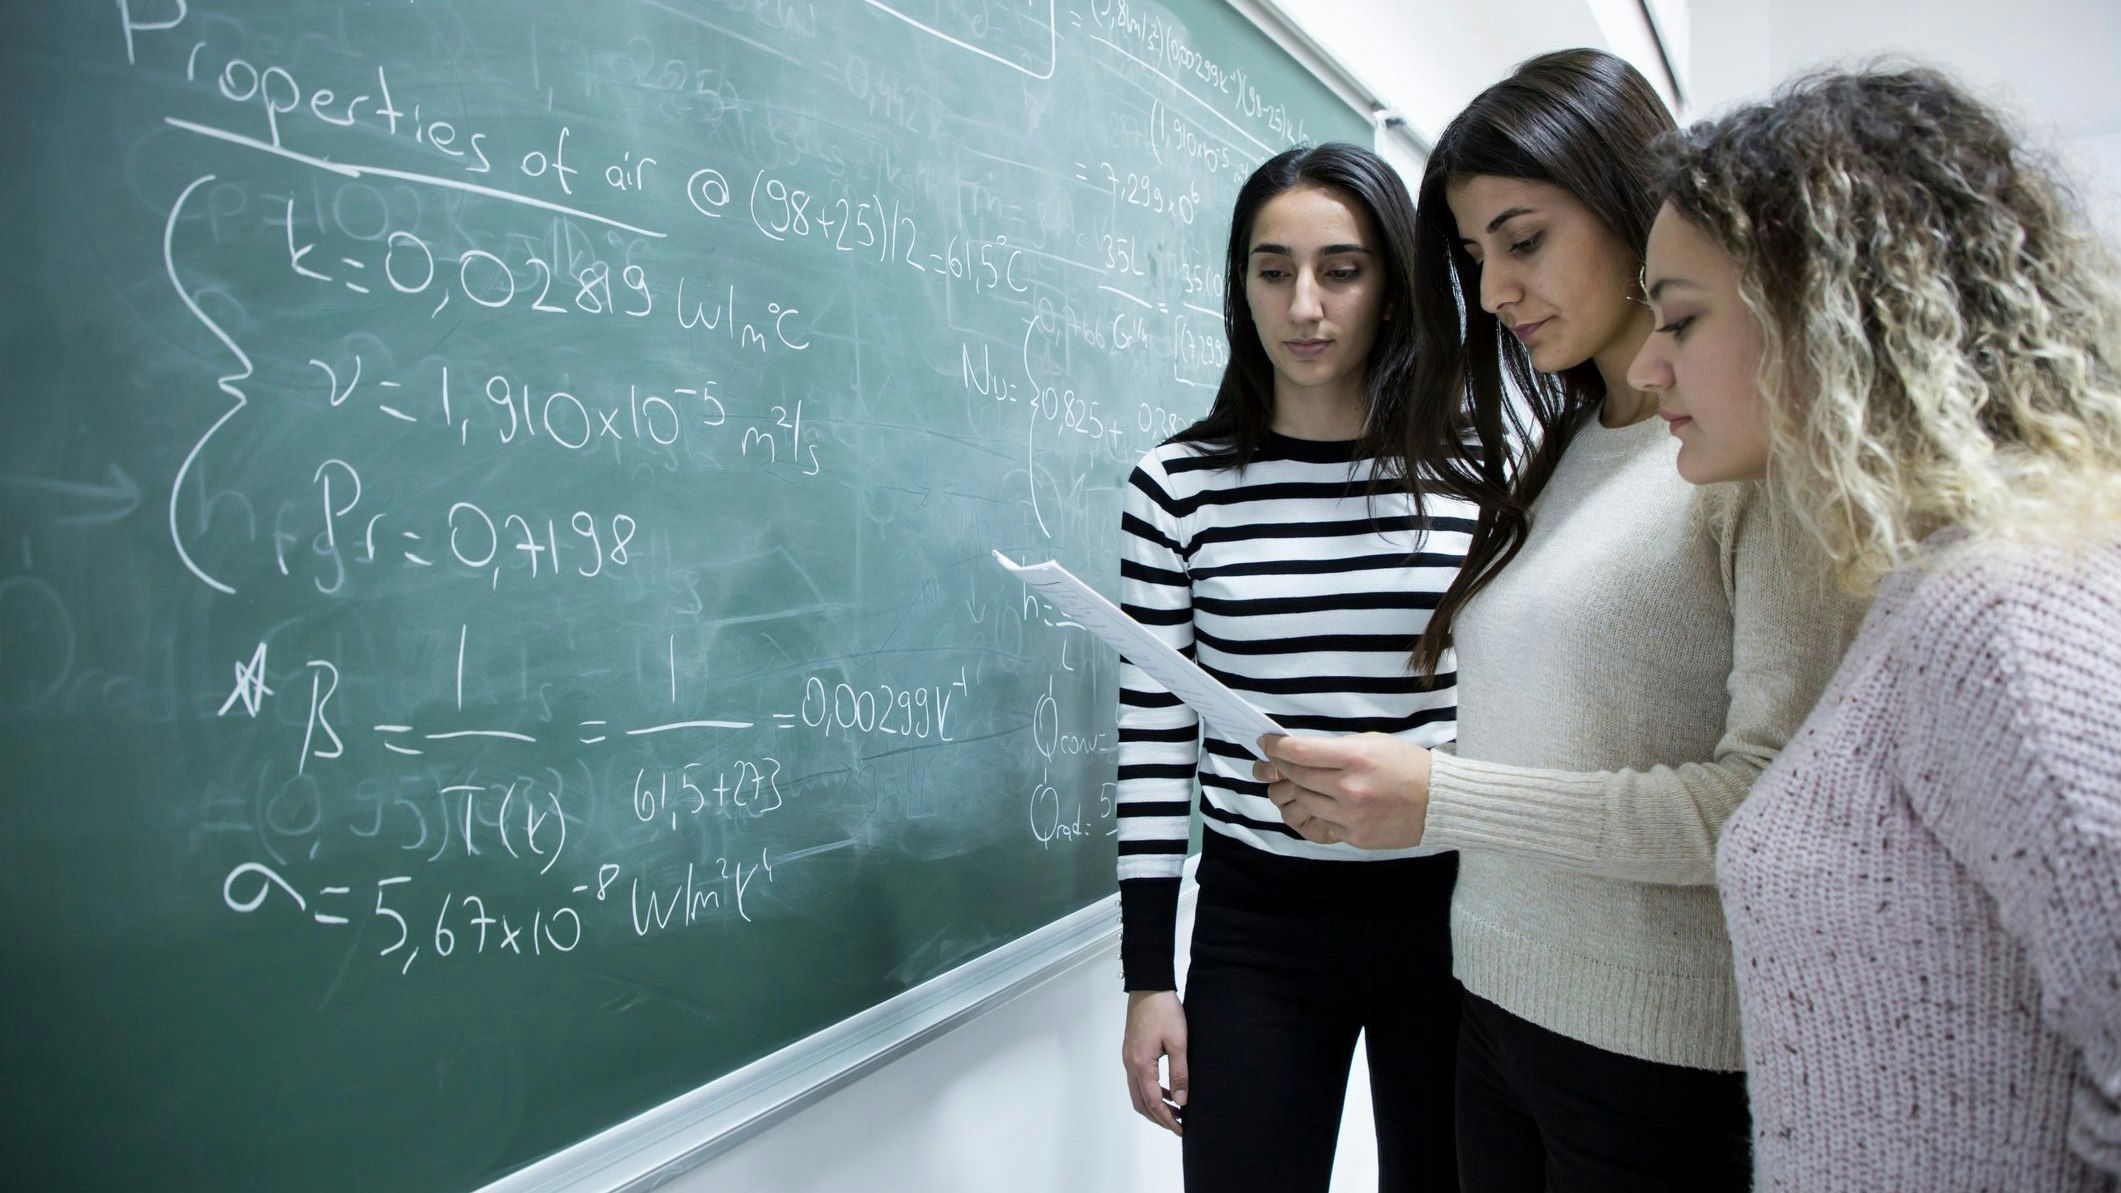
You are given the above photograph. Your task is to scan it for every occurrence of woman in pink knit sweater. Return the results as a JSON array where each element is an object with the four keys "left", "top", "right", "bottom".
[{"left": 1629, "top": 68, "right": 2121, "bottom": 1188}]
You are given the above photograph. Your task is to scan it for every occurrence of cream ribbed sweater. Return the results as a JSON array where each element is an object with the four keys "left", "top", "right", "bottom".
[
  {"left": 1422, "top": 412, "right": 1864, "bottom": 1070},
  {"left": 1721, "top": 540, "right": 2121, "bottom": 1189}
]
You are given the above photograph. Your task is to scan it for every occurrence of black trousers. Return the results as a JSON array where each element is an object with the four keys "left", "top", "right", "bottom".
[
  {"left": 1454, "top": 992, "right": 1752, "bottom": 1193},
  {"left": 1180, "top": 834, "right": 1462, "bottom": 1193}
]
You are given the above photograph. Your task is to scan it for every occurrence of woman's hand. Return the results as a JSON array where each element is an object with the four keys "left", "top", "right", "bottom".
[
  {"left": 1256, "top": 732, "right": 1433, "bottom": 849},
  {"left": 1121, "top": 990, "right": 1188, "bottom": 1136}
]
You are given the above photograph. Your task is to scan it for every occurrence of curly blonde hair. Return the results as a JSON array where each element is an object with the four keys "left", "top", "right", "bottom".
[{"left": 1655, "top": 65, "right": 2121, "bottom": 591}]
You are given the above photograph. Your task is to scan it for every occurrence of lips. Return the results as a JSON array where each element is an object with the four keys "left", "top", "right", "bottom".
[
  {"left": 1284, "top": 339, "right": 1331, "bottom": 358},
  {"left": 1658, "top": 409, "right": 1693, "bottom": 430},
  {"left": 1511, "top": 319, "right": 1547, "bottom": 342}
]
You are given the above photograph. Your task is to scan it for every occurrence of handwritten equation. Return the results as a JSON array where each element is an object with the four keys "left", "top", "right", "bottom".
[{"left": 48, "top": 0, "right": 1335, "bottom": 982}]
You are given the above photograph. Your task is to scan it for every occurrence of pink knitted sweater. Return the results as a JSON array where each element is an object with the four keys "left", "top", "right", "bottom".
[{"left": 1720, "top": 539, "right": 2121, "bottom": 1190}]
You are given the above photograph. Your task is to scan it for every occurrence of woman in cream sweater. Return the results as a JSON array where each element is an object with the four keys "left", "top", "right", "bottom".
[{"left": 1255, "top": 50, "right": 1865, "bottom": 1192}]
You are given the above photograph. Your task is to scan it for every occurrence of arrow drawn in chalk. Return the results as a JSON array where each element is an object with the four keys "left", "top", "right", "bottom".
[{"left": 1, "top": 464, "right": 142, "bottom": 525}]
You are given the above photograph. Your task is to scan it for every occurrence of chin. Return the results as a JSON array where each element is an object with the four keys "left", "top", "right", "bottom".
[
  {"left": 1676, "top": 454, "right": 1766, "bottom": 486},
  {"left": 1674, "top": 454, "right": 1721, "bottom": 486},
  {"left": 1525, "top": 341, "right": 1581, "bottom": 376}
]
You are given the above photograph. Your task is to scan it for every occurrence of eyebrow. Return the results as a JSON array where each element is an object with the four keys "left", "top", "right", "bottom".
[
  {"left": 1250, "top": 242, "right": 1371, "bottom": 256},
  {"left": 1482, "top": 206, "right": 1537, "bottom": 234},
  {"left": 1645, "top": 277, "right": 1703, "bottom": 302},
  {"left": 1453, "top": 206, "right": 1540, "bottom": 247}
]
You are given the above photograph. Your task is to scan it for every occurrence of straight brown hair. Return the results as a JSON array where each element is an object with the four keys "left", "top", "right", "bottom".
[{"left": 1405, "top": 50, "right": 1674, "bottom": 675}]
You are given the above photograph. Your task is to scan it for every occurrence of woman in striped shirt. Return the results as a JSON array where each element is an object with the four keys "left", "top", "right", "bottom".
[{"left": 1115, "top": 142, "right": 1475, "bottom": 1191}]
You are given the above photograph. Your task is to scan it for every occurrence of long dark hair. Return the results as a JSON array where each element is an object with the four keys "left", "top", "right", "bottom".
[
  {"left": 1407, "top": 49, "right": 1674, "bottom": 675},
  {"left": 1181, "top": 142, "right": 1420, "bottom": 480}
]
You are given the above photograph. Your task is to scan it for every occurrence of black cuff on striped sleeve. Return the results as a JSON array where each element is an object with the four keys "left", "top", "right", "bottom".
[{"left": 1118, "top": 876, "right": 1181, "bottom": 992}]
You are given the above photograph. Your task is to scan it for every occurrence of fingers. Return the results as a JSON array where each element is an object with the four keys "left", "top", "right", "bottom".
[
  {"left": 1260, "top": 779, "right": 1347, "bottom": 845},
  {"left": 1168, "top": 1041, "right": 1189, "bottom": 1116},
  {"left": 1123, "top": 1050, "right": 1182, "bottom": 1135},
  {"left": 1122, "top": 1052, "right": 1152, "bottom": 1119},
  {"left": 1271, "top": 794, "right": 1337, "bottom": 844},
  {"left": 1253, "top": 755, "right": 1342, "bottom": 800},
  {"left": 1254, "top": 734, "right": 1350, "bottom": 803},
  {"left": 1290, "top": 815, "right": 1338, "bottom": 845},
  {"left": 1265, "top": 765, "right": 1330, "bottom": 802},
  {"left": 1258, "top": 767, "right": 1328, "bottom": 815},
  {"left": 1136, "top": 1069, "right": 1182, "bottom": 1134},
  {"left": 1259, "top": 731, "right": 1348, "bottom": 769}
]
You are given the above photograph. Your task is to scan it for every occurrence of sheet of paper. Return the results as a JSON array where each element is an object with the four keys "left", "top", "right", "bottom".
[{"left": 992, "top": 550, "right": 1284, "bottom": 759}]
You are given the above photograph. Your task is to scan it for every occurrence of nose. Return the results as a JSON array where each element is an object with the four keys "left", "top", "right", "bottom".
[
  {"left": 1289, "top": 268, "right": 1324, "bottom": 326},
  {"left": 1626, "top": 331, "right": 1670, "bottom": 395},
  {"left": 1476, "top": 257, "right": 1519, "bottom": 318}
]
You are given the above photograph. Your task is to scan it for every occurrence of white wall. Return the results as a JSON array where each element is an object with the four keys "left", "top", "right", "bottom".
[
  {"left": 1686, "top": 0, "right": 2121, "bottom": 238},
  {"left": 1283, "top": 0, "right": 1679, "bottom": 146},
  {"left": 652, "top": 4, "right": 1673, "bottom": 1190}
]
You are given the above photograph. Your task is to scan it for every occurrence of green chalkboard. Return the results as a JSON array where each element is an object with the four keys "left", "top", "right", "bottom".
[{"left": 0, "top": 2, "right": 1368, "bottom": 1188}]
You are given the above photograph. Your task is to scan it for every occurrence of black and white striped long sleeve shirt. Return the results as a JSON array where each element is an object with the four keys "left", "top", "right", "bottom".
[{"left": 1116, "top": 432, "right": 1476, "bottom": 990}]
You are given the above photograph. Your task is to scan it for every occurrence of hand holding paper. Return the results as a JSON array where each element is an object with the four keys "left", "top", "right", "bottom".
[{"left": 992, "top": 550, "right": 1283, "bottom": 759}]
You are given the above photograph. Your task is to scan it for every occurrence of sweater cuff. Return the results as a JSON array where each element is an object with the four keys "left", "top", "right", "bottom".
[
  {"left": 1423, "top": 751, "right": 1605, "bottom": 868},
  {"left": 1118, "top": 877, "right": 1180, "bottom": 991}
]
